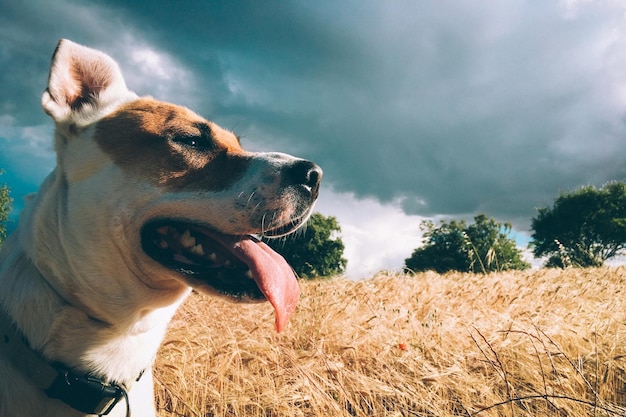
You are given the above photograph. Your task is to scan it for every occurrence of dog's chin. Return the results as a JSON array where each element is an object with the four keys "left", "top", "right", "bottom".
[{"left": 140, "top": 218, "right": 304, "bottom": 301}]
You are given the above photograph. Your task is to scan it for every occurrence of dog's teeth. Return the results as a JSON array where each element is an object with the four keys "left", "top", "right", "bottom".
[
  {"left": 208, "top": 252, "right": 217, "bottom": 262},
  {"left": 245, "top": 269, "right": 254, "bottom": 279},
  {"left": 179, "top": 229, "right": 196, "bottom": 248},
  {"left": 191, "top": 244, "right": 205, "bottom": 256},
  {"left": 173, "top": 253, "right": 195, "bottom": 265}
]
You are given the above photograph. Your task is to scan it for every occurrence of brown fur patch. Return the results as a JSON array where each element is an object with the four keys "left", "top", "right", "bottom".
[{"left": 95, "top": 98, "right": 251, "bottom": 191}]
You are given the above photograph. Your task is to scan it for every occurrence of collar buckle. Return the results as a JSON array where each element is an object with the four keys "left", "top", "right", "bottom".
[{"left": 45, "top": 369, "right": 126, "bottom": 415}]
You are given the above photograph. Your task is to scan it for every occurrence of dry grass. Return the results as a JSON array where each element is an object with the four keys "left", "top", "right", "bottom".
[{"left": 154, "top": 267, "right": 626, "bottom": 417}]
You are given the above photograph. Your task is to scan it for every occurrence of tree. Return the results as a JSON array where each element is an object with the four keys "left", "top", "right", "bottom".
[
  {"left": 466, "top": 214, "right": 530, "bottom": 272},
  {"left": 530, "top": 182, "right": 626, "bottom": 268},
  {"left": 404, "top": 214, "right": 530, "bottom": 274},
  {"left": 263, "top": 213, "right": 347, "bottom": 278},
  {"left": 404, "top": 218, "right": 469, "bottom": 274},
  {"left": 0, "top": 171, "right": 12, "bottom": 248}
]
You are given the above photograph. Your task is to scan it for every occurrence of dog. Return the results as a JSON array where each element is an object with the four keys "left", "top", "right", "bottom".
[{"left": 0, "top": 39, "right": 321, "bottom": 417}]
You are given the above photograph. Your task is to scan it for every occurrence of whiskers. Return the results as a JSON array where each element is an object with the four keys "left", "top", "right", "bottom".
[{"left": 235, "top": 189, "right": 312, "bottom": 238}]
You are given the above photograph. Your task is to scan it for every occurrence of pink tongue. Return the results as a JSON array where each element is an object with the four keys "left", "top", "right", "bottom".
[{"left": 210, "top": 234, "right": 300, "bottom": 332}]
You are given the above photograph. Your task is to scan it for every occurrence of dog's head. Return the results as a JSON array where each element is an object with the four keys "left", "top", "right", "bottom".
[{"left": 38, "top": 39, "right": 321, "bottom": 331}]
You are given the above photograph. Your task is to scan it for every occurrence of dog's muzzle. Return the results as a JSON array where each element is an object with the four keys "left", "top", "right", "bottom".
[{"left": 141, "top": 158, "right": 322, "bottom": 332}]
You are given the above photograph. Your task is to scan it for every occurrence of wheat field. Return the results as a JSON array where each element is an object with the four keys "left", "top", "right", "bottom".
[{"left": 154, "top": 267, "right": 626, "bottom": 417}]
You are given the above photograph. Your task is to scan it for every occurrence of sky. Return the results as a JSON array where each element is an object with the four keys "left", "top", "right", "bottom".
[{"left": 2, "top": 0, "right": 626, "bottom": 278}]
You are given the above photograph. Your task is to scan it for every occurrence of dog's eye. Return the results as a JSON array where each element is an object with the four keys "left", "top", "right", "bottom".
[
  {"left": 175, "top": 136, "right": 197, "bottom": 147},
  {"left": 173, "top": 135, "right": 212, "bottom": 150}
]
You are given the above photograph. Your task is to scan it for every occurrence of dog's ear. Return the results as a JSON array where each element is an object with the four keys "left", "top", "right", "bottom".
[{"left": 41, "top": 39, "right": 135, "bottom": 124}]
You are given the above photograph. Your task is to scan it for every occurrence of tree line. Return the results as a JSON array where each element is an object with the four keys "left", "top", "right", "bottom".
[
  {"left": 405, "top": 181, "right": 626, "bottom": 274},
  {"left": 1, "top": 174, "right": 625, "bottom": 278}
]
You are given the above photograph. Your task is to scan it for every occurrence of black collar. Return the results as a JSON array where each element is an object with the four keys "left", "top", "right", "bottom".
[{"left": 0, "top": 307, "right": 139, "bottom": 416}]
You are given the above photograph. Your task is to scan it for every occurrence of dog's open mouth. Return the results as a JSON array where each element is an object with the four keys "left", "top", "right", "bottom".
[{"left": 141, "top": 220, "right": 300, "bottom": 332}]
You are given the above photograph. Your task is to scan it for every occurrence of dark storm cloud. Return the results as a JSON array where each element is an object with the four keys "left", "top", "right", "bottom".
[
  {"left": 134, "top": 0, "right": 626, "bottom": 226},
  {"left": 2, "top": 0, "right": 626, "bottom": 234}
]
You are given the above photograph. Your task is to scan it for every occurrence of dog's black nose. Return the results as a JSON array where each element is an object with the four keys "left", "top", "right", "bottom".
[{"left": 285, "top": 160, "right": 323, "bottom": 196}]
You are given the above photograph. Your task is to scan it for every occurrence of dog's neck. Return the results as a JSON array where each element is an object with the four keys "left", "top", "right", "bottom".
[
  {"left": 0, "top": 241, "right": 185, "bottom": 388},
  {"left": 0, "top": 172, "right": 190, "bottom": 385},
  {"left": 0, "top": 304, "right": 138, "bottom": 416}
]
